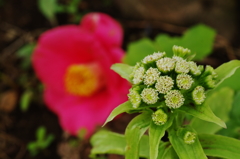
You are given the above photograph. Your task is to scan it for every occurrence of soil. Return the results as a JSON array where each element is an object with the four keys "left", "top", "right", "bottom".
[{"left": 0, "top": 0, "right": 240, "bottom": 159}]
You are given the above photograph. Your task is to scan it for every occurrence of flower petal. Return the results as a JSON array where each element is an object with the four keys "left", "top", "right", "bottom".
[
  {"left": 44, "top": 86, "right": 129, "bottom": 136},
  {"left": 81, "top": 12, "right": 123, "bottom": 47},
  {"left": 32, "top": 26, "right": 99, "bottom": 92}
]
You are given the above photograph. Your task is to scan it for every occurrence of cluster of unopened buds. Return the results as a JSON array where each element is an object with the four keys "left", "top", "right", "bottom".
[{"left": 128, "top": 45, "right": 217, "bottom": 128}]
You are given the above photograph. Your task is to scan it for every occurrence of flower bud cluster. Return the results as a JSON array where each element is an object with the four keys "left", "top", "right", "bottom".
[
  {"left": 183, "top": 131, "right": 196, "bottom": 144},
  {"left": 127, "top": 45, "right": 217, "bottom": 125}
]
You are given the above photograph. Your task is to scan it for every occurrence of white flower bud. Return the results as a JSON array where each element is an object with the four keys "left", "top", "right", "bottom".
[
  {"left": 176, "top": 74, "right": 194, "bottom": 90},
  {"left": 175, "top": 58, "right": 190, "bottom": 74},
  {"left": 152, "top": 109, "right": 168, "bottom": 125},
  {"left": 164, "top": 90, "right": 185, "bottom": 109},
  {"left": 183, "top": 131, "right": 196, "bottom": 144},
  {"left": 141, "top": 88, "right": 159, "bottom": 105},
  {"left": 128, "top": 88, "right": 142, "bottom": 108},
  {"left": 132, "top": 66, "right": 145, "bottom": 85},
  {"left": 143, "top": 67, "right": 160, "bottom": 86},
  {"left": 142, "top": 52, "right": 166, "bottom": 64},
  {"left": 189, "top": 61, "right": 201, "bottom": 76},
  {"left": 192, "top": 86, "right": 206, "bottom": 105},
  {"left": 172, "top": 45, "right": 191, "bottom": 58},
  {"left": 156, "top": 57, "right": 175, "bottom": 73},
  {"left": 155, "top": 76, "right": 174, "bottom": 94}
]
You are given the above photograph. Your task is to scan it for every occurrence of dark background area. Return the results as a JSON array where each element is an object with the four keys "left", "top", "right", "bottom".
[{"left": 0, "top": 0, "right": 240, "bottom": 158}]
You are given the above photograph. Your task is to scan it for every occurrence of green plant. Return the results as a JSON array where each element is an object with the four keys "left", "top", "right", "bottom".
[
  {"left": 38, "top": 0, "right": 84, "bottom": 24},
  {"left": 16, "top": 43, "right": 36, "bottom": 70},
  {"left": 20, "top": 90, "right": 33, "bottom": 112},
  {"left": 27, "top": 126, "right": 55, "bottom": 156},
  {"left": 16, "top": 43, "right": 36, "bottom": 112},
  {"left": 124, "top": 24, "right": 216, "bottom": 65},
  {"left": 90, "top": 45, "right": 240, "bottom": 159}
]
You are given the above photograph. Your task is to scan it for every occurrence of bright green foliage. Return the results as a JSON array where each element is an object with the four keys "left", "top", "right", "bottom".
[
  {"left": 217, "top": 120, "right": 240, "bottom": 139},
  {"left": 215, "top": 64, "right": 240, "bottom": 91},
  {"left": 215, "top": 60, "right": 240, "bottom": 87},
  {"left": 91, "top": 129, "right": 240, "bottom": 159},
  {"left": 124, "top": 38, "right": 156, "bottom": 65},
  {"left": 149, "top": 112, "right": 175, "bottom": 159},
  {"left": 155, "top": 24, "right": 216, "bottom": 60},
  {"left": 158, "top": 145, "right": 178, "bottom": 159},
  {"left": 38, "top": 0, "right": 58, "bottom": 24},
  {"left": 127, "top": 46, "right": 218, "bottom": 116},
  {"left": 91, "top": 45, "right": 240, "bottom": 159},
  {"left": 56, "top": 0, "right": 83, "bottom": 22},
  {"left": 217, "top": 90, "right": 240, "bottom": 138},
  {"left": 91, "top": 130, "right": 176, "bottom": 159},
  {"left": 111, "top": 63, "right": 133, "bottom": 82},
  {"left": 90, "top": 130, "right": 128, "bottom": 157},
  {"left": 125, "top": 111, "right": 152, "bottom": 159},
  {"left": 229, "top": 90, "right": 240, "bottom": 125},
  {"left": 191, "top": 87, "right": 234, "bottom": 134},
  {"left": 199, "top": 134, "right": 240, "bottom": 159},
  {"left": 38, "top": 0, "right": 83, "bottom": 24},
  {"left": 179, "top": 103, "right": 226, "bottom": 128},
  {"left": 20, "top": 90, "right": 33, "bottom": 112},
  {"left": 124, "top": 24, "right": 216, "bottom": 65},
  {"left": 16, "top": 43, "right": 36, "bottom": 69},
  {"left": 27, "top": 126, "right": 55, "bottom": 156},
  {"left": 103, "top": 101, "right": 134, "bottom": 126},
  {"left": 169, "top": 126, "right": 207, "bottom": 159}
]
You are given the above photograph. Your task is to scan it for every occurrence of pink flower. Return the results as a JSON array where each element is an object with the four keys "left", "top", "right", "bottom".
[{"left": 32, "top": 13, "right": 130, "bottom": 137}]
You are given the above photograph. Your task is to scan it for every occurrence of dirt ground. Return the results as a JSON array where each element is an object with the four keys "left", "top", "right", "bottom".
[{"left": 0, "top": 0, "right": 240, "bottom": 159}]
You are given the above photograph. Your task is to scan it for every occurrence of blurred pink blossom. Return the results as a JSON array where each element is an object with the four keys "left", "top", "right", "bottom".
[{"left": 32, "top": 13, "right": 130, "bottom": 137}]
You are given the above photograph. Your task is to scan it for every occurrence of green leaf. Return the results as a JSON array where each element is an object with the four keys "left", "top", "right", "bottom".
[
  {"left": 139, "top": 135, "right": 150, "bottom": 159},
  {"left": 90, "top": 130, "right": 179, "bottom": 159},
  {"left": 124, "top": 24, "right": 216, "bottom": 66},
  {"left": 125, "top": 111, "right": 152, "bottom": 159},
  {"left": 27, "top": 142, "right": 39, "bottom": 156},
  {"left": 38, "top": 0, "right": 57, "bottom": 24},
  {"left": 55, "top": 4, "right": 65, "bottom": 13},
  {"left": 67, "top": 4, "right": 78, "bottom": 14},
  {"left": 180, "top": 24, "right": 216, "bottom": 60},
  {"left": 103, "top": 101, "right": 133, "bottom": 126},
  {"left": 155, "top": 24, "right": 216, "bottom": 60},
  {"left": 215, "top": 67, "right": 240, "bottom": 91},
  {"left": 124, "top": 38, "right": 156, "bottom": 65},
  {"left": 179, "top": 102, "right": 226, "bottom": 128},
  {"left": 16, "top": 43, "right": 36, "bottom": 69},
  {"left": 111, "top": 63, "right": 133, "bottom": 82},
  {"left": 149, "top": 113, "right": 175, "bottom": 159},
  {"left": 159, "top": 144, "right": 178, "bottom": 159},
  {"left": 215, "top": 60, "right": 240, "bottom": 87},
  {"left": 155, "top": 34, "right": 181, "bottom": 57},
  {"left": 217, "top": 90, "right": 240, "bottom": 138},
  {"left": 36, "top": 126, "right": 46, "bottom": 141},
  {"left": 230, "top": 90, "right": 240, "bottom": 124},
  {"left": 67, "top": 0, "right": 81, "bottom": 13},
  {"left": 168, "top": 126, "right": 207, "bottom": 159},
  {"left": 217, "top": 119, "right": 240, "bottom": 139},
  {"left": 90, "top": 130, "right": 150, "bottom": 158},
  {"left": 44, "top": 134, "right": 55, "bottom": 147},
  {"left": 17, "top": 43, "right": 35, "bottom": 57},
  {"left": 199, "top": 134, "right": 240, "bottom": 159},
  {"left": 20, "top": 90, "right": 33, "bottom": 112},
  {"left": 191, "top": 87, "right": 233, "bottom": 134},
  {"left": 90, "top": 130, "right": 126, "bottom": 157}
]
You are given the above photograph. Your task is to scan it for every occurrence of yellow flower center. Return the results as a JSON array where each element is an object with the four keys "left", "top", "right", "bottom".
[{"left": 64, "top": 64, "right": 104, "bottom": 97}]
